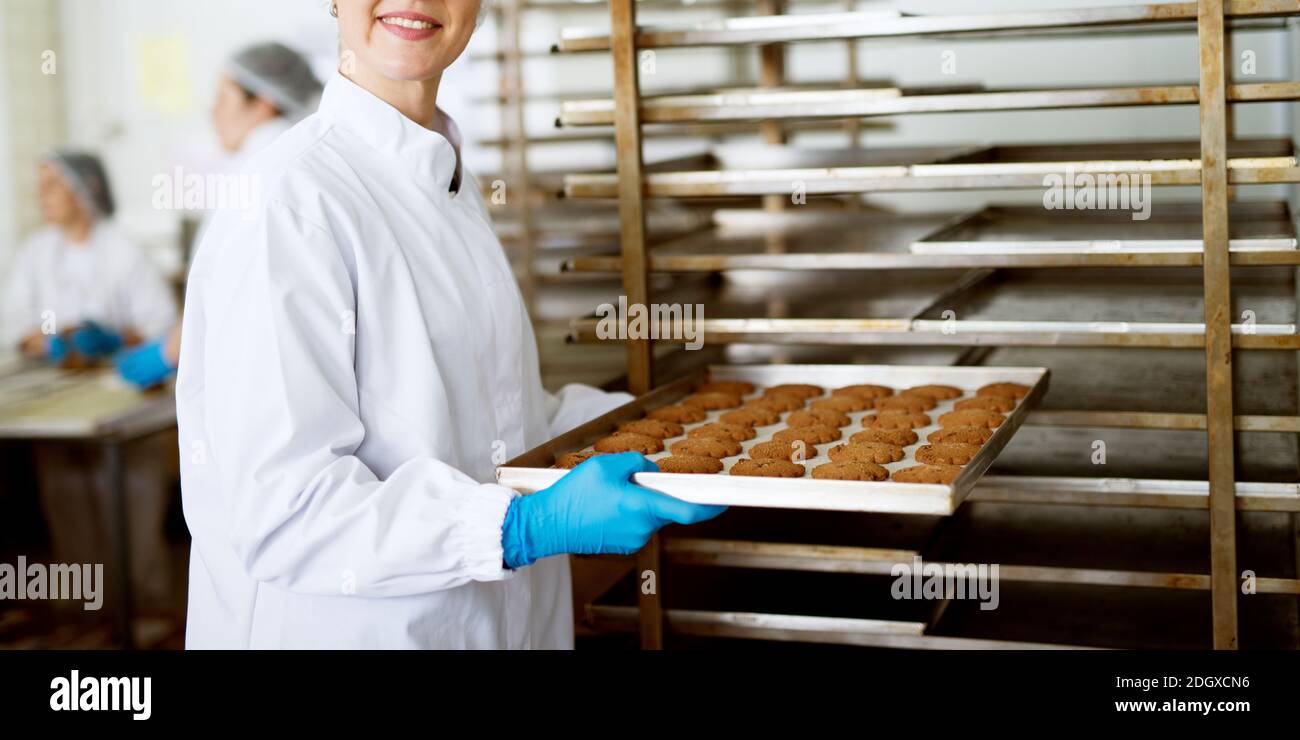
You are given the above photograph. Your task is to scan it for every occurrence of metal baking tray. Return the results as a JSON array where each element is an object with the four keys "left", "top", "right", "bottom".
[{"left": 497, "top": 364, "right": 1049, "bottom": 515}]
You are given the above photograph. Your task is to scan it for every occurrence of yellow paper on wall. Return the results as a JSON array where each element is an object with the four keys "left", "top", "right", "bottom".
[{"left": 134, "top": 34, "right": 192, "bottom": 115}]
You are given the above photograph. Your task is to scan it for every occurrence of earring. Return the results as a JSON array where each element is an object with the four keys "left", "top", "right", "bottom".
[{"left": 330, "top": 3, "right": 338, "bottom": 17}]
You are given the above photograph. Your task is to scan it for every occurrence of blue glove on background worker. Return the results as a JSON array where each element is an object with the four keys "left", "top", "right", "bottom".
[
  {"left": 115, "top": 340, "right": 177, "bottom": 388},
  {"left": 44, "top": 321, "right": 123, "bottom": 362},
  {"left": 501, "top": 452, "right": 727, "bottom": 568}
]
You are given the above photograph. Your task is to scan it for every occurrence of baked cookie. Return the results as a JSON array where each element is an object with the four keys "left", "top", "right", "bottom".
[
  {"left": 954, "top": 396, "right": 1015, "bottom": 413},
  {"left": 927, "top": 426, "right": 993, "bottom": 446},
  {"left": 828, "top": 441, "right": 905, "bottom": 465},
  {"left": 720, "top": 406, "right": 781, "bottom": 427},
  {"left": 901, "top": 384, "right": 963, "bottom": 401},
  {"left": 874, "top": 395, "right": 936, "bottom": 413},
  {"left": 850, "top": 428, "right": 919, "bottom": 447},
  {"left": 891, "top": 464, "right": 963, "bottom": 484},
  {"left": 689, "top": 422, "right": 757, "bottom": 442},
  {"left": 764, "top": 383, "right": 824, "bottom": 400},
  {"left": 774, "top": 424, "right": 842, "bottom": 445},
  {"left": 916, "top": 443, "right": 981, "bottom": 466},
  {"left": 670, "top": 437, "right": 742, "bottom": 458},
  {"left": 861, "top": 412, "right": 931, "bottom": 430},
  {"left": 938, "top": 409, "right": 1005, "bottom": 429},
  {"left": 746, "top": 395, "right": 804, "bottom": 413},
  {"left": 682, "top": 391, "right": 743, "bottom": 410},
  {"left": 748, "top": 440, "right": 810, "bottom": 462},
  {"left": 554, "top": 450, "right": 604, "bottom": 469},
  {"left": 977, "top": 382, "right": 1030, "bottom": 400},
  {"left": 655, "top": 455, "right": 724, "bottom": 474},
  {"left": 648, "top": 405, "right": 707, "bottom": 424},
  {"left": 730, "top": 458, "right": 805, "bottom": 478},
  {"left": 812, "top": 460, "right": 889, "bottom": 481},
  {"left": 617, "top": 418, "right": 684, "bottom": 439},
  {"left": 833, "top": 384, "right": 894, "bottom": 400},
  {"left": 697, "top": 380, "right": 756, "bottom": 396},
  {"left": 811, "top": 395, "right": 871, "bottom": 413},
  {"left": 594, "top": 432, "right": 663, "bottom": 455},
  {"left": 787, "top": 408, "right": 851, "bottom": 428}
]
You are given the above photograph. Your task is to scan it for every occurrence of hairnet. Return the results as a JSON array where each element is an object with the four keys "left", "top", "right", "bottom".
[
  {"left": 43, "top": 150, "right": 115, "bottom": 219},
  {"left": 478, "top": 0, "right": 494, "bottom": 28},
  {"left": 227, "top": 42, "right": 323, "bottom": 122}
]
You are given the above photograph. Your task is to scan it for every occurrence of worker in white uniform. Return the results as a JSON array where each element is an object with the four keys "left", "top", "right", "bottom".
[
  {"left": 115, "top": 42, "right": 323, "bottom": 389},
  {"left": 177, "top": 0, "right": 725, "bottom": 649},
  {"left": 2, "top": 151, "right": 179, "bottom": 611}
]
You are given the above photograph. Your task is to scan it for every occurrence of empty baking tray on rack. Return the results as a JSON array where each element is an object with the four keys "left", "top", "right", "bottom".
[
  {"left": 910, "top": 201, "right": 1297, "bottom": 256},
  {"left": 497, "top": 365, "right": 1049, "bottom": 515},
  {"left": 562, "top": 138, "right": 1300, "bottom": 198},
  {"left": 563, "top": 200, "right": 1300, "bottom": 273},
  {"left": 564, "top": 267, "right": 1300, "bottom": 348},
  {"left": 553, "top": 3, "right": 1299, "bottom": 52},
  {"left": 556, "top": 82, "right": 1300, "bottom": 126}
]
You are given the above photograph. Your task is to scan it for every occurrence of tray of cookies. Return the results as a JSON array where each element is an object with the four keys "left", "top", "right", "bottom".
[{"left": 497, "top": 364, "right": 1048, "bottom": 515}]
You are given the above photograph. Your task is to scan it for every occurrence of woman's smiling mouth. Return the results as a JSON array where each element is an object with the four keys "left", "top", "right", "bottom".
[{"left": 378, "top": 11, "right": 441, "bottom": 41}]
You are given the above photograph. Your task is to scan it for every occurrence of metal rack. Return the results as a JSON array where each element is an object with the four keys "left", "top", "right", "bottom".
[{"left": 548, "top": 0, "right": 1300, "bottom": 650}]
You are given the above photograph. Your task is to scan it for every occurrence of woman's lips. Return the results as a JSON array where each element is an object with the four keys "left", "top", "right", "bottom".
[{"left": 377, "top": 13, "right": 441, "bottom": 41}]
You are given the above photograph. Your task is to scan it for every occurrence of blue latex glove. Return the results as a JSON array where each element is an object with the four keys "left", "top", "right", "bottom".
[
  {"left": 45, "top": 335, "right": 68, "bottom": 363},
  {"left": 69, "top": 321, "right": 123, "bottom": 358},
  {"left": 501, "top": 452, "right": 726, "bottom": 568},
  {"left": 114, "top": 340, "right": 176, "bottom": 388}
]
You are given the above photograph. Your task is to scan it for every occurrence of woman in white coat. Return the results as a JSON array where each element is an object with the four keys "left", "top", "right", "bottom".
[
  {"left": 3, "top": 151, "right": 179, "bottom": 612},
  {"left": 176, "top": 0, "right": 724, "bottom": 649}
]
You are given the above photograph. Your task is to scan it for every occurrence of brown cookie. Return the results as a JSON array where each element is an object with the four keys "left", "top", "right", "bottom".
[
  {"left": 916, "top": 443, "right": 981, "bottom": 465},
  {"left": 689, "top": 422, "right": 757, "bottom": 442},
  {"left": 850, "top": 428, "right": 919, "bottom": 446},
  {"left": 861, "top": 412, "right": 931, "bottom": 430},
  {"left": 874, "top": 395, "right": 936, "bottom": 413},
  {"left": 730, "top": 458, "right": 805, "bottom": 478},
  {"left": 748, "top": 440, "right": 811, "bottom": 462},
  {"left": 977, "top": 382, "right": 1030, "bottom": 400},
  {"left": 901, "top": 384, "right": 963, "bottom": 401},
  {"left": 764, "top": 383, "right": 824, "bottom": 400},
  {"left": 655, "top": 455, "right": 724, "bottom": 474},
  {"left": 833, "top": 384, "right": 894, "bottom": 400},
  {"left": 554, "top": 450, "right": 604, "bottom": 469},
  {"left": 939, "top": 409, "right": 1006, "bottom": 429},
  {"left": 648, "top": 405, "right": 707, "bottom": 424},
  {"left": 617, "top": 418, "right": 684, "bottom": 439},
  {"left": 594, "top": 432, "right": 663, "bottom": 455},
  {"left": 954, "top": 396, "right": 1015, "bottom": 413},
  {"left": 720, "top": 407, "right": 781, "bottom": 427},
  {"left": 670, "top": 437, "right": 742, "bottom": 458},
  {"left": 812, "top": 460, "right": 889, "bottom": 482},
  {"left": 927, "top": 426, "right": 994, "bottom": 446},
  {"left": 891, "top": 464, "right": 963, "bottom": 484},
  {"left": 811, "top": 395, "right": 871, "bottom": 413},
  {"left": 773, "top": 424, "right": 842, "bottom": 445},
  {"left": 682, "top": 391, "right": 743, "bottom": 410},
  {"left": 787, "top": 408, "right": 851, "bottom": 428},
  {"left": 828, "top": 441, "right": 905, "bottom": 465},
  {"left": 746, "top": 395, "right": 803, "bottom": 413},
  {"left": 697, "top": 380, "right": 756, "bottom": 396}
]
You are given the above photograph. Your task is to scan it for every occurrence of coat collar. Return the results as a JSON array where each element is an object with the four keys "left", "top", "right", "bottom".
[{"left": 318, "top": 73, "right": 460, "bottom": 195}]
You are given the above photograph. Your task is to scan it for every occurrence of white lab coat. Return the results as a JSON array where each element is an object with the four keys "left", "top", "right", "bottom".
[
  {"left": 1, "top": 222, "right": 177, "bottom": 349},
  {"left": 176, "top": 74, "right": 630, "bottom": 649}
]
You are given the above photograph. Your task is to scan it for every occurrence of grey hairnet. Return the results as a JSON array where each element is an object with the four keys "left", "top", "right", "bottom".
[
  {"left": 43, "top": 150, "right": 115, "bottom": 219},
  {"left": 478, "top": 0, "right": 495, "bottom": 28},
  {"left": 226, "top": 42, "right": 323, "bottom": 122}
]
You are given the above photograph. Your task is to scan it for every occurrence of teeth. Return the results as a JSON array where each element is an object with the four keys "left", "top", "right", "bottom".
[{"left": 381, "top": 16, "right": 435, "bottom": 30}]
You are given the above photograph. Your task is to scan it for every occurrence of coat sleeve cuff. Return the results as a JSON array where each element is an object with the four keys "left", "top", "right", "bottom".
[{"left": 452, "top": 483, "right": 518, "bottom": 582}]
